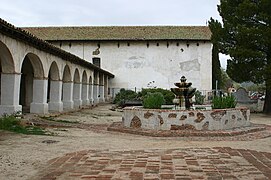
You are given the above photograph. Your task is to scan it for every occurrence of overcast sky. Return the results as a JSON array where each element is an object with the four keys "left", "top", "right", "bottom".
[{"left": 0, "top": 0, "right": 227, "bottom": 68}]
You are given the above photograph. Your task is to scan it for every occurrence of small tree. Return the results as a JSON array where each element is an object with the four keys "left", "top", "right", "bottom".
[
  {"left": 143, "top": 92, "right": 165, "bottom": 109},
  {"left": 113, "top": 88, "right": 138, "bottom": 106},
  {"left": 140, "top": 88, "right": 174, "bottom": 105}
]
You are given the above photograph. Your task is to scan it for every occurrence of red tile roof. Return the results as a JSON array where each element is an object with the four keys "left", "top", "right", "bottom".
[{"left": 23, "top": 26, "right": 211, "bottom": 41}]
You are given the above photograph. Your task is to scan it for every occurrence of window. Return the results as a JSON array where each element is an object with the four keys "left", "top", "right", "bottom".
[{"left": 93, "top": 58, "right": 101, "bottom": 67}]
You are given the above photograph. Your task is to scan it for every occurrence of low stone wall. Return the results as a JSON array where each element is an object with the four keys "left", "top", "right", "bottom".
[{"left": 122, "top": 107, "right": 250, "bottom": 130}]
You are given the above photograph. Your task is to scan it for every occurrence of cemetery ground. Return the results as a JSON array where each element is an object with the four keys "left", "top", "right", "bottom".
[{"left": 0, "top": 103, "right": 271, "bottom": 180}]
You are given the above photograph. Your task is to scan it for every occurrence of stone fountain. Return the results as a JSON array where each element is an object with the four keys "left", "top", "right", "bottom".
[
  {"left": 171, "top": 76, "right": 196, "bottom": 110},
  {"left": 121, "top": 76, "right": 250, "bottom": 131}
]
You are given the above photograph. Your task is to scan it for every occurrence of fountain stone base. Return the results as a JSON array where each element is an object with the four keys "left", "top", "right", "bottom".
[{"left": 123, "top": 107, "right": 250, "bottom": 130}]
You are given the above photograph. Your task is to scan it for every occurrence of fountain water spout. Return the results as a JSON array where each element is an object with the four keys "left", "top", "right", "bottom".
[{"left": 170, "top": 76, "right": 196, "bottom": 110}]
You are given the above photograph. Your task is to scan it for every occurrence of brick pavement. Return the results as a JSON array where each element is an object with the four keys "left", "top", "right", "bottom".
[
  {"left": 38, "top": 147, "right": 271, "bottom": 180},
  {"left": 26, "top": 108, "right": 271, "bottom": 179}
]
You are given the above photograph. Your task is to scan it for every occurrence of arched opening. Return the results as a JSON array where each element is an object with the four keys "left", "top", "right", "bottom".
[
  {"left": 47, "top": 61, "right": 62, "bottom": 112},
  {"left": 93, "top": 71, "right": 98, "bottom": 103},
  {"left": 20, "top": 57, "right": 33, "bottom": 113},
  {"left": 62, "top": 65, "right": 72, "bottom": 83},
  {"left": 99, "top": 73, "right": 104, "bottom": 102},
  {"left": 73, "top": 69, "right": 80, "bottom": 83},
  {"left": 19, "top": 53, "right": 44, "bottom": 113},
  {"left": 47, "top": 61, "right": 60, "bottom": 102},
  {"left": 0, "top": 42, "right": 15, "bottom": 73},
  {"left": 89, "top": 76, "right": 93, "bottom": 104},
  {"left": 104, "top": 75, "right": 108, "bottom": 101},
  {"left": 62, "top": 65, "right": 73, "bottom": 110},
  {"left": 81, "top": 71, "right": 89, "bottom": 105},
  {"left": 73, "top": 68, "right": 81, "bottom": 108},
  {"left": 0, "top": 41, "right": 15, "bottom": 107}
]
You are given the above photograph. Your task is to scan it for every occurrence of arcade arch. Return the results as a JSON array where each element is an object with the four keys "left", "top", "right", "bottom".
[
  {"left": 0, "top": 41, "right": 15, "bottom": 73},
  {"left": 73, "top": 68, "right": 82, "bottom": 108},
  {"left": 93, "top": 71, "right": 99, "bottom": 103},
  {"left": 48, "top": 61, "right": 63, "bottom": 112},
  {"left": 0, "top": 41, "right": 15, "bottom": 105},
  {"left": 0, "top": 41, "right": 20, "bottom": 115},
  {"left": 89, "top": 76, "right": 93, "bottom": 104},
  {"left": 0, "top": 22, "right": 113, "bottom": 115},
  {"left": 62, "top": 65, "right": 73, "bottom": 110},
  {"left": 20, "top": 53, "right": 45, "bottom": 113},
  {"left": 81, "top": 71, "right": 89, "bottom": 105}
]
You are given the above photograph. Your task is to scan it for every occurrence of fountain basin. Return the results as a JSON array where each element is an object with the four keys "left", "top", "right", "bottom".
[{"left": 122, "top": 107, "right": 250, "bottom": 130}]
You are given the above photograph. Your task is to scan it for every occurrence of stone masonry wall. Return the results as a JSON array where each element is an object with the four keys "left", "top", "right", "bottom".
[{"left": 123, "top": 107, "right": 250, "bottom": 130}]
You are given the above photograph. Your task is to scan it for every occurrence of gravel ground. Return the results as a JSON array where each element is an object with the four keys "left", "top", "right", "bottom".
[{"left": 0, "top": 103, "right": 270, "bottom": 180}]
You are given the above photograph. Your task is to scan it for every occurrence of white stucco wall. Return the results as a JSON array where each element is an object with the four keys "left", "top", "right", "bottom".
[
  {"left": 0, "top": 33, "right": 110, "bottom": 115},
  {"left": 53, "top": 40, "right": 212, "bottom": 91}
]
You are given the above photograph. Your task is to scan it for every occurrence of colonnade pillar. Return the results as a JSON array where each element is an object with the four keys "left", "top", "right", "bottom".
[
  {"left": 89, "top": 83, "right": 93, "bottom": 105},
  {"left": 82, "top": 83, "right": 89, "bottom": 106},
  {"left": 104, "top": 75, "right": 109, "bottom": 101},
  {"left": 48, "top": 80, "right": 63, "bottom": 112},
  {"left": 73, "top": 82, "right": 82, "bottom": 108},
  {"left": 63, "top": 82, "right": 74, "bottom": 110},
  {"left": 99, "top": 73, "right": 104, "bottom": 102},
  {"left": 93, "top": 84, "right": 99, "bottom": 104},
  {"left": 99, "top": 85, "right": 105, "bottom": 102},
  {"left": 93, "top": 71, "right": 99, "bottom": 104},
  {"left": 0, "top": 73, "right": 22, "bottom": 115},
  {"left": 30, "top": 78, "right": 48, "bottom": 114}
]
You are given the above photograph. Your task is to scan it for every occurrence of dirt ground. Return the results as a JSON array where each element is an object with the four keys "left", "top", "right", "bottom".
[{"left": 0, "top": 103, "right": 270, "bottom": 180}]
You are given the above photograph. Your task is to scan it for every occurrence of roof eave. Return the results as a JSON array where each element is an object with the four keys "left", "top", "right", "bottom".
[{"left": 0, "top": 18, "right": 114, "bottom": 78}]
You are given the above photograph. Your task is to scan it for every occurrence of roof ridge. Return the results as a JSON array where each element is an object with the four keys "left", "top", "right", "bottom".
[
  {"left": 22, "top": 25, "right": 209, "bottom": 28},
  {"left": 20, "top": 20, "right": 211, "bottom": 41}
]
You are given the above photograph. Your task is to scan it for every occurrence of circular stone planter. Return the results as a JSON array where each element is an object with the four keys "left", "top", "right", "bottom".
[{"left": 122, "top": 107, "right": 250, "bottom": 131}]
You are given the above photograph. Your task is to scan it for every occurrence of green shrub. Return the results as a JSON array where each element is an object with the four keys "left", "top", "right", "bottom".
[
  {"left": 113, "top": 88, "right": 138, "bottom": 106},
  {"left": 140, "top": 88, "right": 174, "bottom": 105},
  {"left": 0, "top": 114, "right": 47, "bottom": 135},
  {"left": 143, "top": 92, "right": 165, "bottom": 109},
  {"left": 212, "top": 95, "right": 237, "bottom": 109},
  {"left": 194, "top": 90, "right": 205, "bottom": 105}
]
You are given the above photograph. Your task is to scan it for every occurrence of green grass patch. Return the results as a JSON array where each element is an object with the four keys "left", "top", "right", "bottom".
[{"left": 0, "top": 115, "right": 48, "bottom": 135}]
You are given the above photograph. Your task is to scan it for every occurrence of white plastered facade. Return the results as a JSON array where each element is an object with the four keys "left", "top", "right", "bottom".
[
  {"left": 52, "top": 40, "right": 212, "bottom": 96},
  {"left": 0, "top": 33, "right": 110, "bottom": 115}
]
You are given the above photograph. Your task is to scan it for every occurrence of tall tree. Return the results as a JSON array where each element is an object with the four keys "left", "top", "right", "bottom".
[
  {"left": 209, "top": 19, "right": 222, "bottom": 90},
  {"left": 210, "top": 0, "right": 271, "bottom": 114},
  {"left": 212, "top": 45, "right": 222, "bottom": 90}
]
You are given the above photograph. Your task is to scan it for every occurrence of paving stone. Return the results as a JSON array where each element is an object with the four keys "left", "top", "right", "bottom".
[
  {"left": 160, "top": 173, "right": 175, "bottom": 179},
  {"left": 37, "top": 147, "right": 271, "bottom": 179}
]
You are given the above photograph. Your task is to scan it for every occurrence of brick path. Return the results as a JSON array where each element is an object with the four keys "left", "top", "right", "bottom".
[{"left": 39, "top": 147, "right": 271, "bottom": 180}]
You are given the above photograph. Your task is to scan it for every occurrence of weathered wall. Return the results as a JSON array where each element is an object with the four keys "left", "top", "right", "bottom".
[
  {"left": 0, "top": 33, "right": 111, "bottom": 115},
  {"left": 52, "top": 40, "right": 212, "bottom": 91},
  {"left": 123, "top": 107, "right": 250, "bottom": 130}
]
